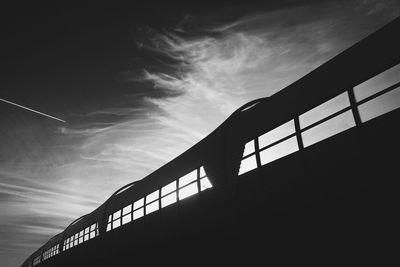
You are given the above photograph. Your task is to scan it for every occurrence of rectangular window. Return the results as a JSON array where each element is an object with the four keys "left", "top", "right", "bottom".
[
  {"left": 179, "top": 182, "right": 198, "bottom": 200},
  {"left": 161, "top": 192, "right": 177, "bottom": 208},
  {"left": 258, "top": 120, "right": 295, "bottom": 149},
  {"left": 260, "top": 136, "right": 298, "bottom": 165},
  {"left": 358, "top": 87, "right": 400, "bottom": 123},
  {"left": 161, "top": 181, "right": 177, "bottom": 196},
  {"left": 146, "top": 190, "right": 159, "bottom": 204},
  {"left": 179, "top": 170, "right": 197, "bottom": 187},
  {"left": 300, "top": 92, "right": 350, "bottom": 128},
  {"left": 302, "top": 110, "right": 355, "bottom": 147},
  {"left": 354, "top": 63, "right": 400, "bottom": 101},
  {"left": 122, "top": 204, "right": 132, "bottom": 215},
  {"left": 90, "top": 231, "right": 96, "bottom": 239},
  {"left": 238, "top": 155, "right": 257, "bottom": 175},
  {"left": 133, "top": 208, "right": 144, "bottom": 220},
  {"left": 146, "top": 201, "right": 159, "bottom": 214},
  {"left": 134, "top": 198, "right": 144, "bottom": 210},
  {"left": 113, "top": 210, "right": 121, "bottom": 220},
  {"left": 122, "top": 214, "right": 132, "bottom": 225}
]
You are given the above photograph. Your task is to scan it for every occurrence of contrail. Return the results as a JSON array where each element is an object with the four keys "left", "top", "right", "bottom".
[{"left": 0, "top": 98, "right": 66, "bottom": 123}]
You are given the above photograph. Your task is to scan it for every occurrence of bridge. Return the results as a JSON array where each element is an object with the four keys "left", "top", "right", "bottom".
[{"left": 22, "top": 16, "right": 400, "bottom": 266}]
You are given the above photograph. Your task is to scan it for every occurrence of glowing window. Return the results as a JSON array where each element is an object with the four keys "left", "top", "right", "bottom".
[
  {"left": 300, "top": 92, "right": 350, "bottom": 128},
  {"left": 133, "top": 208, "right": 144, "bottom": 220},
  {"left": 358, "top": 87, "right": 400, "bottom": 123},
  {"left": 243, "top": 140, "right": 255, "bottom": 157},
  {"left": 161, "top": 192, "right": 177, "bottom": 208},
  {"left": 179, "top": 183, "right": 198, "bottom": 200},
  {"left": 179, "top": 170, "right": 197, "bottom": 187},
  {"left": 122, "top": 214, "right": 131, "bottom": 225},
  {"left": 199, "top": 166, "right": 206, "bottom": 177},
  {"left": 161, "top": 181, "right": 177, "bottom": 196},
  {"left": 122, "top": 204, "right": 132, "bottom": 215},
  {"left": 200, "top": 177, "right": 212, "bottom": 191},
  {"left": 113, "top": 210, "right": 121, "bottom": 220},
  {"left": 146, "top": 201, "right": 159, "bottom": 214},
  {"left": 238, "top": 155, "right": 257, "bottom": 175},
  {"left": 354, "top": 63, "right": 400, "bottom": 101},
  {"left": 258, "top": 120, "right": 295, "bottom": 149},
  {"left": 146, "top": 190, "right": 159, "bottom": 203},
  {"left": 112, "top": 220, "right": 121, "bottom": 229},
  {"left": 260, "top": 136, "right": 298, "bottom": 165},
  {"left": 302, "top": 110, "right": 355, "bottom": 147},
  {"left": 134, "top": 198, "right": 144, "bottom": 209}
]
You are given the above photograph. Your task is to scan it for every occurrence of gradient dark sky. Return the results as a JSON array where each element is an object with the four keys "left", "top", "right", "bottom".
[{"left": 1, "top": 1, "right": 399, "bottom": 266}]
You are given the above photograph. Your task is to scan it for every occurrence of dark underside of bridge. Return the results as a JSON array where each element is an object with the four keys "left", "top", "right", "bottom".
[{"left": 38, "top": 108, "right": 399, "bottom": 267}]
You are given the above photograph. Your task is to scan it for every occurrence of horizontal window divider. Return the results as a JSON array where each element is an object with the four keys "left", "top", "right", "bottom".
[
  {"left": 241, "top": 151, "right": 257, "bottom": 160},
  {"left": 356, "top": 81, "right": 400, "bottom": 106},
  {"left": 258, "top": 132, "right": 297, "bottom": 153},
  {"left": 300, "top": 106, "right": 352, "bottom": 133},
  {"left": 161, "top": 190, "right": 177, "bottom": 198}
]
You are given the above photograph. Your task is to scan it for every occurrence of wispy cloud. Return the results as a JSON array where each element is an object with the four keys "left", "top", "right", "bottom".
[{"left": 1, "top": 1, "right": 399, "bottom": 264}]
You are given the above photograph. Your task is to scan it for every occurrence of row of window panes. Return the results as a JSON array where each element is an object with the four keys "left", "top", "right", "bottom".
[
  {"left": 239, "top": 62, "right": 400, "bottom": 175},
  {"left": 107, "top": 166, "right": 212, "bottom": 232},
  {"left": 63, "top": 223, "right": 98, "bottom": 251},
  {"left": 42, "top": 244, "right": 59, "bottom": 261},
  {"left": 32, "top": 256, "right": 41, "bottom": 266}
]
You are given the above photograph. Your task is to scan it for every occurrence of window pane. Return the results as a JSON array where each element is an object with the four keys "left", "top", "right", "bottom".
[
  {"left": 179, "top": 170, "right": 197, "bottom": 188},
  {"left": 355, "top": 63, "right": 400, "bottom": 101},
  {"left": 260, "top": 136, "right": 298, "bottom": 165},
  {"left": 133, "top": 208, "right": 144, "bottom": 220},
  {"left": 200, "top": 177, "right": 213, "bottom": 191},
  {"left": 161, "top": 181, "right": 177, "bottom": 196},
  {"left": 300, "top": 92, "right": 350, "bottom": 128},
  {"left": 242, "top": 140, "right": 255, "bottom": 157},
  {"left": 84, "top": 234, "right": 89, "bottom": 241},
  {"left": 179, "top": 183, "right": 198, "bottom": 200},
  {"left": 358, "top": 87, "right": 400, "bottom": 123},
  {"left": 90, "top": 223, "right": 96, "bottom": 231},
  {"left": 199, "top": 166, "right": 206, "bottom": 177},
  {"left": 238, "top": 155, "right": 257, "bottom": 175},
  {"left": 302, "top": 110, "right": 355, "bottom": 147},
  {"left": 79, "top": 237, "right": 83, "bottom": 244},
  {"left": 146, "top": 190, "right": 159, "bottom": 204},
  {"left": 258, "top": 120, "right": 295, "bottom": 149},
  {"left": 112, "top": 220, "right": 121, "bottom": 229},
  {"left": 161, "top": 192, "right": 177, "bottom": 208},
  {"left": 122, "top": 214, "right": 132, "bottom": 225},
  {"left": 90, "top": 231, "right": 96, "bottom": 239},
  {"left": 146, "top": 201, "right": 159, "bottom": 215},
  {"left": 113, "top": 210, "right": 121, "bottom": 220},
  {"left": 122, "top": 204, "right": 132, "bottom": 215},
  {"left": 133, "top": 198, "right": 144, "bottom": 210}
]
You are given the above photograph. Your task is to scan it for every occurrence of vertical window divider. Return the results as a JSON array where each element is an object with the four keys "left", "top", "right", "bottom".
[
  {"left": 254, "top": 138, "right": 261, "bottom": 167},
  {"left": 196, "top": 167, "right": 201, "bottom": 194},
  {"left": 294, "top": 117, "right": 304, "bottom": 150},
  {"left": 348, "top": 88, "right": 362, "bottom": 126}
]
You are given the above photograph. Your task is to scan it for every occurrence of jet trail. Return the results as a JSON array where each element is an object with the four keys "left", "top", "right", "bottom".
[{"left": 0, "top": 98, "right": 66, "bottom": 123}]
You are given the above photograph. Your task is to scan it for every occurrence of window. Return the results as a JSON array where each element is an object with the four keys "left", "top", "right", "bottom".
[
  {"left": 354, "top": 63, "right": 400, "bottom": 101},
  {"left": 259, "top": 136, "right": 298, "bottom": 165},
  {"left": 63, "top": 223, "right": 98, "bottom": 250},
  {"left": 302, "top": 110, "right": 355, "bottom": 147},
  {"left": 122, "top": 204, "right": 132, "bottom": 225},
  {"left": 358, "top": 86, "right": 400, "bottom": 122},
  {"left": 104, "top": 166, "right": 212, "bottom": 234},
  {"left": 238, "top": 154, "right": 257, "bottom": 175},
  {"left": 300, "top": 93, "right": 350, "bottom": 128}
]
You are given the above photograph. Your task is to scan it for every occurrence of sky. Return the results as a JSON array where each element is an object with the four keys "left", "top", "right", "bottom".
[{"left": 0, "top": 1, "right": 399, "bottom": 266}]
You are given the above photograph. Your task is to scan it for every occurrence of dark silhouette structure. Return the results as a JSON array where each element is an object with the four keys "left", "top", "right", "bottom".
[{"left": 22, "top": 17, "right": 400, "bottom": 267}]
